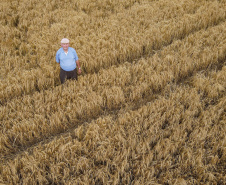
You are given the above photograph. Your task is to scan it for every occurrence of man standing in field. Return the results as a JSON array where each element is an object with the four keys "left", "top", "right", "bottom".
[{"left": 56, "top": 38, "right": 81, "bottom": 84}]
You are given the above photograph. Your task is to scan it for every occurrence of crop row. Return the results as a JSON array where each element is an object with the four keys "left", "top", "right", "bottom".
[
  {"left": 1, "top": 84, "right": 225, "bottom": 184},
  {"left": 0, "top": 21, "right": 225, "bottom": 160},
  {"left": 1, "top": 0, "right": 225, "bottom": 103}
]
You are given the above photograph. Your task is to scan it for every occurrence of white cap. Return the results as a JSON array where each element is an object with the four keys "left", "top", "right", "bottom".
[{"left": 61, "top": 38, "right": 69, "bottom": 43}]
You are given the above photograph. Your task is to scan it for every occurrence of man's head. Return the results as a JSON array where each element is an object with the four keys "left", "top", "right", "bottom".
[{"left": 61, "top": 38, "right": 69, "bottom": 51}]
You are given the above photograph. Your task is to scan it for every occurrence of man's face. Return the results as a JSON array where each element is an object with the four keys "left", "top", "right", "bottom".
[{"left": 61, "top": 43, "right": 69, "bottom": 50}]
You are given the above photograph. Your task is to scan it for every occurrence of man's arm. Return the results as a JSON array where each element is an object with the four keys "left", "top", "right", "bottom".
[{"left": 76, "top": 60, "right": 81, "bottom": 74}]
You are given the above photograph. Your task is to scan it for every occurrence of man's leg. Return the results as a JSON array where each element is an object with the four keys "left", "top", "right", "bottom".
[
  {"left": 70, "top": 68, "right": 78, "bottom": 80},
  {"left": 60, "top": 68, "right": 67, "bottom": 84}
]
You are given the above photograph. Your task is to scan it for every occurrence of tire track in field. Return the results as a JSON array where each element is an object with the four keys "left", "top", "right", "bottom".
[
  {"left": 0, "top": 19, "right": 225, "bottom": 158},
  {"left": 1, "top": 92, "right": 225, "bottom": 184},
  {"left": 1, "top": 0, "right": 224, "bottom": 106},
  {"left": 1, "top": 23, "right": 225, "bottom": 164},
  {"left": 1, "top": 57, "right": 225, "bottom": 173}
]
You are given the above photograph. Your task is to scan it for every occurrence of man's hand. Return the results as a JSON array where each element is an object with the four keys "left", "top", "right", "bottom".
[
  {"left": 76, "top": 60, "right": 82, "bottom": 74},
  {"left": 78, "top": 68, "right": 82, "bottom": 74}
]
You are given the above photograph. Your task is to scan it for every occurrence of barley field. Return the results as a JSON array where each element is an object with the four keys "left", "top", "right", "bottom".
[{"left": 0, "top": 0, "right": 226, "bottom": 184}]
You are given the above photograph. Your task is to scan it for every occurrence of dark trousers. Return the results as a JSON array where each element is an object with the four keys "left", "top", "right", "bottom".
[{"left": 60, "top": 68, "right": 77, "bottom": 84}]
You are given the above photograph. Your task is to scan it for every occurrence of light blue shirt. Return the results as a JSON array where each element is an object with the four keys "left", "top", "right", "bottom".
[{"left": 56, "top": 47, "right": 79, "bottom": 71}]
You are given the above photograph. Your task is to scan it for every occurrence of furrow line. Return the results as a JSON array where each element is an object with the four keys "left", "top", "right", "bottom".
[
  {"left": 1, "top": 80, "right": 225, "bottom": 184},
  {"left": 0, "top": 21, "right": 225, "bottom": 161}
]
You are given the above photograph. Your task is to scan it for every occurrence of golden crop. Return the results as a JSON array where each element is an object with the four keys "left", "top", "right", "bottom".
[{"left": 0, "top": 0, "right": 225, "bottom": 184}]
